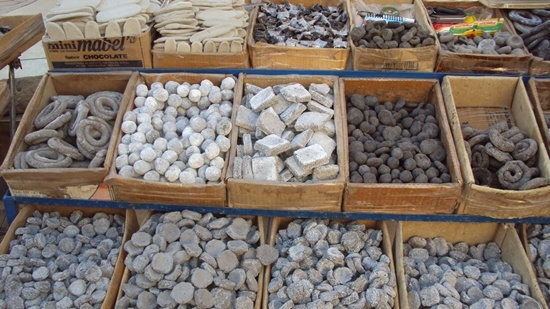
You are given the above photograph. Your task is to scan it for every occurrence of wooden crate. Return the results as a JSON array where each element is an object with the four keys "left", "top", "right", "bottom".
[
  {"left": 0, "top": 14, "right": 44, "bottom": 70},
  {"left": 519, "top": 224, "right": 550, "bottom": 307},
  {"left": 341, "top": 78, "right": 463, "bottom": 214},
  {"left": 263, "top": 217, "right": 399, "bottom": 309},
  {"left": 226, "top": 74, "right": 345, "bottom": 212},
  {"left": 116, "top": 212, "right": 266, "bottom": 309},
  {"left": 527, "top": 78, "right": 550, "bottom": 155},
  {"left": 431, "top": 3, "right": 532, "bottom": 74},
  {"left": 443, "top": 76, "right": 550, "bottom": 218},
  {"left": 0, "top": 205, "right": 139, "bottom": 309},
  {"left": 0, "top": 80, "right": 9, "bottom": 119},
  {"left": 530, "top": 59, "right": 550, "bottom": 76},
  {"left": 247, "top": 0, "right": 350, "bottom": 70},
  {"left": 348, "top": 0, "right": 439, "bottom": 72},
  {"left": 394, "top": 220, "right": 546, "bottom": 309},
  {"left": 104, "top": 72, "right": 238, "bottom": 206},
  {"left": 0, "top": 71, "right": 135, "bottom": 199}
]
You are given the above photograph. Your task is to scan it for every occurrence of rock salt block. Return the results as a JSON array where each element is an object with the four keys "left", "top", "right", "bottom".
[
  {"left": 290, "top": 129, "right": 314, "bottom": 152},
  {"left": 242, "top": 155, "right": 253, "bottom": 179},
  {"left": 294, "top": 112, "right": 331, "bottom": 132},
  {"left": 257, "top": 107, "right": 285, "bottom": 136},
  {"left": 285, "top": 155, "right": 313, "bottom": 179},
  {"left": 294, "top": 144, "right": 330, "bottom": 170},
  {"left": 235, "top": 106, "right": 259, "bottom": 131},
  {"left": 309, "top": 83, "right": 331, "bottom": 95},
  {"left": 280, "top": 169, "right": 293, "bottom": 182},
  {"left": 311, "top": 90, "right": 334, "bottom": 108},
  {"left": 252, "top": 156, "right": 281, "bottom": 181},
  {"left": 307, "top": 100, "right": 334, "bottom": 117},
  {"left": 280, "top": 84, "right": 311, "bottom": 103},
  {"left": 245, "top": 83, "right": 263, "bottom": 95},
  {"left": 313, "top": 164, "right": 339, "bottom": 181},
  {"left": 308, "top": 131, "right": 337, "bottom": 157},
  {"left": 254, "top": 134, "right": 291, "bottom": 157},
  {"left": 272, "top": 94, "right": 293, "bottom": 115},
  {"left": 280, "top": 103, "right": 307, "bottom": 126},
  {"left": 250, "top": 86, "right": 277, "bottom": 112}
]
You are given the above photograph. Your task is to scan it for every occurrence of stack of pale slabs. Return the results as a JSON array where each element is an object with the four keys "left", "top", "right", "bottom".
[
  {"left": 153, "top": 0, "right": 248, "bottom": 53},
  {"left": 45, "top": 0, "right": 162, "bottom": 40}
]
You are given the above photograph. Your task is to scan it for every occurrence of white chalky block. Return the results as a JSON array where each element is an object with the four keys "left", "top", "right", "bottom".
[
  {"left": 308, "top": 132, "right": 337, "bottom": 157},
  {"left": 221, "top": 77, "right": 236, "bottom": 90},
  {"left": 134, "top": 159, "right": 152, "bottom": 175},
  {"left": 121, "top": 121, "right": 137, "bottom": 134},
  {"left": 210, "top": 157, "right": 225, "bottom": 169},
  {"left": 189, "top": 89, "right": 202, "bottom": 103},
  {"left": 137, "top": 123, "right": 154, "bottom": 134},
  {"left": 151, "top": 82, "right": 164, "bottom": 90},
  {"left": 177, "top": 84, "right": 190, "bottom": 97},
  {"left": 284, "top": 155, "right": 313, "bottom": 178},
  {"left": 221, "top": 89, "right": 234, "bottom": 101},
  {"left": 219, "top": 101, "right": 233, "bottom": 117},
  {"left": 280, "top": 84, "right": 311, "bottom": 103},
  {"left": 294, "top": 112, "right": 331, "bottom": 132},
  {"left": 233, "top": 156, "right": 243, "bottom": 178},
  {"left": 188, "top": 153, "right": 204, "bottom": 169},
  {"left": 310, "top": 90, "right": 334, "bottom": 108},
  {"left": 280, "top": 103, "right": 307, "bottom": 126},
  {"left": 128, "top": 152, "right": 140, "bottom": 165},
  {"left": 205, "top": 166, "right": 221, "bottom": 182},
  {"left": 165, "top": 165, "right": 182, "bottom": 182},
  {"left": 307, "top": 100, "right": 334, "bottom": 117},
  {"left": 271, "top": 94, "right": 293, "bottom": 115},
  {"left": 321, "top": 120, "right": 336, "bottom": 138},
  {"left": 204, "top": 142, "right": 220, "bottom": 160},
  {"left": 134, "top": 96, "right": 146, "bottom": 107},
  {"left": 190, "top": 116, "right": 207, "bottom": 132},
  {"left": 290, "top": 129, "right": 314, "bottom": 151},
  {"left": 165, "top": 81, "right": 180, "bottom": 94},
  {"left": 309, "top": 83, "right": 331, "bottom": 95},
  {"left": 154, "top": 157, "right": 170, "bottom": 175},
  {"left": 144, "top": 170, "right": 161, "bottom": 182},
  {"left": 243, "top": 134, "right": 253, "bottom": 156},
  {"left": 312, "top": 164, "right": 339, "bottom": 181},
  {"left": 242, "top": 155, "right": 253, "bottom": 179},
  {"left": 179, "top": 170, "right": 196, "bottom": 184},
  {"left": 257, "top": 107, "right": 285, "bottom": 136},
  {"left": 137, "top": 112, "right": 152, "bottom": 124},
  {"left": 254, "top": 134, "right": 291, "bottom": 157},
  {"left": 249, "top": 87, "right": 277, "bottom": 112},
  {"left": 279, "top": 169, "right": 293, "bottom": 182},
  {"left": 118, "top": 144, "right": 129, "bottom": 155},
  {"left": 140, "top": 147, "right": 157, "bottom": 162},
  {"left": 208, "top": 89, "right": 222, "bottom": 104},
  {"left": 136, "top": 84, "right": 149, "bottom": 97},
  {"left": 294, "top": 144, "right": 330, "bottom": 170},
  {"left": 281, "top": 130, "right": 295, "bottom": 142},
  {"left": 201, "top": 128, "right": 216, "bottom": 141},
  {"left": 235, "top": 106, "right": 259, "bottom": 131},
  {"left": 252, "top": 157, "right": 280, "bottom": 181},
  {"left": 115, "top": 155, "right": 128, "bottom": 169},
  {"left": 245, "top": 83, "right": 262, "bottom": 95},
  {"left": 153, "top": 88, "right": 169, "bottom": 102},
  {"left": 215, "top": 135, "right": 231, "bottom": 153},
  {"left": 216, "top": 118, "right": 232, "bottom": 136},
  {"left": 255, "top": 126, "right": 266, "bottom": 140}
]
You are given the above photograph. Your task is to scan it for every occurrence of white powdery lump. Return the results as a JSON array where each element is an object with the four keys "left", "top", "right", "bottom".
[
  {"left": 116, "top": 77, "right": 236, "bottom": 184},
  {"left": 232, "top": 82, "right": 339, "bottom": 183}
]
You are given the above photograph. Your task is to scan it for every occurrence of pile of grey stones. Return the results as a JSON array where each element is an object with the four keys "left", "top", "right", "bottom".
[
  {"left": 0, "top": 210, "right": 125, "bottom": 309},
  {"left": 404, "top": 236, "right": 544, "bottom": 308},
  {"left": 525, "top": 224, "right": 550, "bottom": 303},
  {"left": 267, "top": 219, "right": 396, "bottom": 308},
  {"left": 232, "top": 82, "right": 340, "bottom": 182},
  {"left": 116, "top": 210, "right": 279, "bottom": 309}
]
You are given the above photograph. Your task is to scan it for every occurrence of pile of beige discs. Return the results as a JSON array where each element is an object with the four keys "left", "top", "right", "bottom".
[
  {"left": 231, "top": 82, "right": 339, "bottom": 182},
  {"left": 115, "top": 77, "right": 235, "bottom": 184},
  {"left": 14, "top": 91, "right": 122, "bottom": 169},
  {"left": 0, "top": 210, "right": 125, "bottom": 309},
  {"left": 44, "top": 0, "right": 162, "bottom": 40},
  {"left": 153, "top": 0, "right": 248, "bottom": 53},
  {"left": 116, "top": 210, "right": 277, "bottom": 308}
]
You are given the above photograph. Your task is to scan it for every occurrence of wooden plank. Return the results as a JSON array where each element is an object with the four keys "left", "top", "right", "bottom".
[
  {"left": 0, "top": 14, "right": 45, "bottom": 70},
  {"left": 0, "top": 81, "right": 9, "bottom": 119}
]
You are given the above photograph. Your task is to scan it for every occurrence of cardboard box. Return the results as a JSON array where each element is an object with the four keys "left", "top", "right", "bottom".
[
  {"left": 0, "top": 205, "right": 139, "bottom": 309},
  {"left": 263, "top": 217, "right": 399, "bottom": 309},
  {"left": 430, "top": 2, "right": 532, "bottom": 74},
  {"left": 527, "top": 78, "right": 550, "bottom": 155},
  {"left": 104, "top": 72, "right": 237, "bottom": 207},
  {"left": 341, "top": 78, "right": 463, "bottom": 214},
  {"left": 42, "top": 27, "right": 153, "bottom": 70},
  {"left": 348, "top": 0, "right": 439, "bottom": 72},
  {"left": 0, "top": 14, "right": 45, "bottom": 70},
  {"left": 442, "top": 76, "right": 550, "bottom": 218},
  {"left": 247, "top": 0, "right": 350, "bottom": 70},
  {"left": 226, "top": 74, "right": 345, "bottom": 212},
  {"left": 394, "top": 220, "right": 546, "bottom": 309},
  {"left": 116, "top": 212, "right": 266, "bottom": 309},
  {"left": 0, "top": 71, "right": 135, "bottom": 198}
]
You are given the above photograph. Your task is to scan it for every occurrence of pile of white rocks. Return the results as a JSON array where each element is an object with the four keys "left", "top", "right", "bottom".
[
  {"left": 0, "top": 210, "right": 125, "bottom": 309},
  {"left": 267, "top": 219, "right": 396, "bottom": 308},
  {"left": 115, "top": 77, "right": 235, "bottom": 184},
  {"left": 232, "top": 82, "right": 340, "bottom": 182},
  {"left": 116, "top": 210, "right": 278, "bottom": 308},
  {"left": 525, "top": 224, "right": 550, "bottom": 303},
  {"left": 45, "top": 0, "right": 162, "bottom": 40},
  {"left": 153, "top": 0, "right": 248, "bottom": 53},
  {"left": 404, "top": 236, "right": 544, "bottom": 308}
]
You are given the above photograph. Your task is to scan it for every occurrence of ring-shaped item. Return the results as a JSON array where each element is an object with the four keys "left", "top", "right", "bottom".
[
  {"left": 25, "top": 147, "right": 73, "bottom": 168},
  {"left": 89, "top": 96, "right": 119, "bottom": 121},
  {"left": 48, "top": 137, "right": 85, "bottom": 161},
  {"left": 519, "top": 177, "right": 549, "bottom": 190},
  {"left": 34, "top": 100, "right": 68, "bottom": 129},
  {"left": 14, "top": 151, "right": 28, "bottom": 169},
  {"left": 76, "top": 139, "right": 98, "bottom": 160},
  {"left": 89, "top": 148, "right": 107, "bottom": 168},
  {"left": 488, "top": 129, "right": 515, "bottom": 153},
  {"left": 69, "top": 100, "right": 90, "bottom": 137},
  {"left": 497, "top": 160, "right": 532, "bottom": 190},
  {"left": 85, "top": 91, "right": 123, "bottom": 108},
  {"left": 484, "top": 142, "right": 513, "bottom": 163},
  {"left": 50, "top": 95, "right": 84, "bottom": 109},
  {"left": 471, "top": 144, "right": 490, "bottom": 168},
  {"left": 44, "top": 111, "right": 72, "bottom": 130},
  {"left": 468, "top": 133, "right": 489, "bottom": 147},
  {"left": 78, "top": 117, "right": 112, "bottom": 148},
  {"left": 513, "top": 138, "right": 538, "bottom": 161},
  {"left": 24, "top": 129, "right": 62, "bottom": 145},
  {"left": 472, "top": 167, "right": 493, "bottom": 186},
  {"left": 532, "top": 9, "right": 550, "bottom": 17},
  {"left": 509, "top": 10, "right": 543, "bottom": 26}
]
